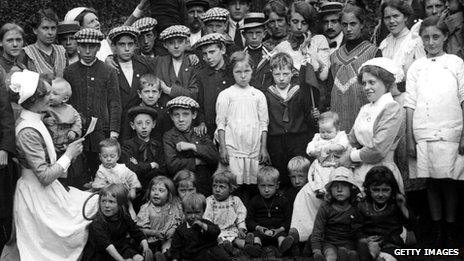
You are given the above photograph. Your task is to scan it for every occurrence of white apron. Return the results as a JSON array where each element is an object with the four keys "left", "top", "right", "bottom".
[{"left": 8, "top": 110, "right": 98, "bottom": 261}]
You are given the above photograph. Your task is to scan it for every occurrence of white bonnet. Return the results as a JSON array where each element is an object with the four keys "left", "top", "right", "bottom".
[
  {"left": 359, "top": 57, "right": 404, "bottom": 83},
  {"left": 10, "top": 70, "right": 40, "bottom": 104}
]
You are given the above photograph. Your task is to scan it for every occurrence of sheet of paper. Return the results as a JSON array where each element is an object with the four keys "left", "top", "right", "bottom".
[{"left": 83, "top": 117, "right": 98, "bottom": 138}]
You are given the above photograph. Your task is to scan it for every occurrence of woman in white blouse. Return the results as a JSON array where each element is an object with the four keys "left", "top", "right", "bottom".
[{"left": 337, "top": 57, "right": 405, "bottom": 192}]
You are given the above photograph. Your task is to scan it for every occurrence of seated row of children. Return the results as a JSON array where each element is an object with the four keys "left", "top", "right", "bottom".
[{"left": 82, "top": 158, "right": 413, "bottom": 261}]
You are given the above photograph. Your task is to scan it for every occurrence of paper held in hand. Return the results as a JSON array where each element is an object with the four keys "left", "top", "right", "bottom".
[{"left": 83, "top": 117, "right": 98, "bottom": 138}]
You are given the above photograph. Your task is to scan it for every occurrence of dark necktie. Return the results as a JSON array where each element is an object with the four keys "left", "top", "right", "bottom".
[
  {"left": 329, "top": 41, "right": 338, "bottom": 48},
  {"left": 234, "top": 22, "right": 243, "bottom": 49}
]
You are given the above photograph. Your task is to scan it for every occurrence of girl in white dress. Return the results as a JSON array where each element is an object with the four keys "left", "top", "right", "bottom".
[
  {"left": 405, "top": 16, "right": 464, "bottom": 246},
  {"left": 216, "top": 51, "right": 270, "bottom": 203}
]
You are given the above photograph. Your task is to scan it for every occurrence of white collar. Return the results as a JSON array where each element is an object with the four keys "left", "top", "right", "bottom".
[
  {"left": 20, "top": 109, "right": 42, "bottom": 122},
  {"left": 371, "top": 92, "right": 394, "bottom": 106}
]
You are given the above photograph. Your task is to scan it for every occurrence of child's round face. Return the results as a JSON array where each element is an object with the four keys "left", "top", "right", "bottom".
[
  {"left": 49, "top": 83, "right": 69, "bottom": 107},
  {"left": 369, "top": 183, "right": 392, "bottom": 205},
  {"left": 243, "top": 27, "right": 265, "bottom": 48},
  {"left": 289, "top": 171, "right": 308, "bottom": 189},
  {"left": 258, "top": 177, "right": 279, "bottom": 199},
  {"left": 163, "top": 37, "right": 188, "bottom": 59},
  {"left": 421, "top": 26, "right": 446, "bottom": 58},
  {"left": 201, "top": 44, "right": 225, "bottom": 69},
  {"left": 100, "top": 194, "right": 119, "bottom": 217},
  {"left": 150, "top": 182, "right": 169, "bottom": 206},
  {"left": 212, "top": 180, "right": 231, "bottom": 201},
  {"left": 138, "top": 85, "right": 161, "bottom": 106},
  {"left": 233, "top": 61, "right": 252, "bottom": 88},
  {"left": 99, "top": 146, "right": 119, "bottom": 169},
  {"left": 177, "top": 182, "right": 196, "bottom": 200},
  {"left": 184, "top": 205, "right": 204, "bottom": 226},
  {"left": 205, "top": 21, "right": 227, "bottom": 35},
  {"left": 114, "top": 35, "right": 136, "bottom": 62},
  {"left": 319, "top": 121, "right": 338, "bottom": 140},
  {"left": 272, "top": 67, "right": 293, "bottom": 89},
  {"left": 170, "top": 108, "right": 196, "bottom": 132},
  {"left": 131, "top": 113, "right": 155, "bottom": 140},
  {"left": 330, "top": 181, "right": 351, "bottom": 202}
]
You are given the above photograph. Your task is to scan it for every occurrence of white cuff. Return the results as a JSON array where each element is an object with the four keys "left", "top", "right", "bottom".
[
  {"left": 56, "top": 155, "right": 71, "bottom": 172},
  {"left": 350, "top": 149, "right": 362, "bottom": 162}
]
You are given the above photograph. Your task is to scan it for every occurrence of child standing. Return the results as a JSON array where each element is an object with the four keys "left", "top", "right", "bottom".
[
  {"left": 245, "top": 166, "right": 294, "bottom": 257},
  {"left": 163, "top": 96, "right": 218, "bottom": 196},
  {"left": 405, "top": 16, "right": 464, "bottom": 247},
  {"left": 92, "top": 138, "right": 141, "bottom": 220},
  {"left": 203, "top": 170, "right": 247, "bottom": 254},
  {"left": 357, "top": 166, "right": 413, "bottom": 261},
  {"left": 265, "top": 52, "right": 315, "bottom": 189},
  {"left": 306, "top": 111, "right": 350, "bottom": 198},
  {"left": 311, "top": 167, "right": 361, "bottom": 261},
  {"left": 82, "top": 184, "right": 152, "bottom": 261},
  {"left": 173, "top": 169, "right": 198, "bottom": 200},
  {"left": 216, "top": 51, "right": 269, "bottom": 205},
  {"left": 137, "top": 176, "right": 183, "bottom": 254},
  {"left": 169, "top": 193, "right": 231, "bottom": 261}
]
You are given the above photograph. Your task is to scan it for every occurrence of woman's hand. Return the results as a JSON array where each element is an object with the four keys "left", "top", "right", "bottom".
[
  {"left": 336, "top": 149, "right": 352, "bottom": 168},
  {"left": 219, "top": 146, "right": 229, "bottom": 165},
  {"left": 259, "top": 147, "right": 271, "bottom": 165},
  {"left": 406, "top": 136, "right": 417, "bottom": 158},
  {"left": 64, "top": 138, "right": 84, "bottom": 160}
]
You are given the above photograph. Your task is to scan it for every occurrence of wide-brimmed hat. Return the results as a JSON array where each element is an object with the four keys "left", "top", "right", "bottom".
[
  {"left": 325, "top": 167, "right": 358, "bottom": 191},
  {"left": 57, "top": 21, "right": 80, "bottom": 35},
  {"left": 239, "top": 12, "right": 267, "bottom": 31},
  {"left": 127, "top": 106, "right": 158, "bottom": 121}
]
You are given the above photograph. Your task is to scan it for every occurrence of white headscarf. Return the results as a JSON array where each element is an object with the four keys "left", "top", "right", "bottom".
[
  {"left": 359, "top": 57, "right": 404, "bottom": 83},
  {"left": 10, "top": 70, "right": 40, "bottom": 104},
  {"left": 64, "top": 7, "right": 89, "bottom": 22}
]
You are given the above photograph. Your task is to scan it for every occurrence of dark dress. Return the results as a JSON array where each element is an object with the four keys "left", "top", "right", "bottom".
[{"left": 81, "top": 212, "right": 146, "bottom": 261}]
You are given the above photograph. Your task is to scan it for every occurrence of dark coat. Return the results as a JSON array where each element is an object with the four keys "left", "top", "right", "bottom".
[{"left": 64, "top": 60, "right": 122, "bottom": 152}]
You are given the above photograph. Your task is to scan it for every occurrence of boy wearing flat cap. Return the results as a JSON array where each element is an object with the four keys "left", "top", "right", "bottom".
[
  {"left": 152, "top": 25, "right": 199, "bottom": 104},
  {"left": 57, "top": 21, "right": 80, "bottom": 65},
  {"left": 163, "top": 96, "right": 218, "bottom": 197},
  {"left": 132, "top": 17, "right": 159, "bottom": 58},
  {"left": 201, "top": 7, "right": 241, "bottom": 56},
  {"left": 121, "top": 106, "right": 166, "bottom": 209},
  {"left": 193, "top": 33, "right": 233, "bottom": 138},
  {"left": 64, "top": 28, "right": 122, "bottom": 178},
  {"left": 108, "top": 25, "right": 153, "bottom": 140}
]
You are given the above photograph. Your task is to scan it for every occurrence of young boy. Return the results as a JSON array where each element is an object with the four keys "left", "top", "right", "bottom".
[
  {"left": 168, "top": 192, "right": 231, "bottom": 261},
  {"left": 200, "top": 7, "right": 240, "bottom": 56},
  {"left": 132, "top": 17, "right": 159, "bottom": 58},
  {"left": 108, "top": 25, "right": 153, "bottom": 139},
  {"left": 153, "top": 25, "right": 199, "bottom": 105},
  {"left": 57, "top": 21, "right": 80, "bottom": 65},
  {"left": 44, "top": 78, "right": 84, "bottom": 188},
  {"left": 193, "top": 33, "right": 233, "bottom": 138},
  {"left": 285, "top": 156, "right": 310, "bottom": 205},
  {"left": 92, "top": 138, "right": 141, "bottom": 219},
  {"left": 163, "top": 96, "right": 218, "bottom": 196},
  {"left": 64, "top": 28, "right": 122, "bottom": 177},
  {"left": 265, "top": 52, "right": 315, "bottom": 190},
  {"left": 245, "top": 166, "right": 294, "bottom": 257},
  {"left": 120, "top": 106, "right": 166, "bottom": 197},
  {"left": 240, "top": 12, "right": 273, "bottom": 92},
  {"left": 21, "top": 8, "right": 66, "bottom": 78}
]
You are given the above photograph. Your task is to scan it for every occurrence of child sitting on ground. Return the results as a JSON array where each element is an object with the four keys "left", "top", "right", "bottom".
[
  {"left": 311, "top": 167, "right": 362, "bottom": 261},
  {"left": 137, "top": 176, "right": 183, "bottom": 255},
  {"left": 245, "top": 166, "right": 294, "bottom": 257},
  {"left": 285, "top": 156, "right": 311, "bottom": 205},
  {"left": 82, "top": 184, "right": 152, "bottom": 261},
  {"left": 92, "top": 138, "right": 141, "bottom": 220},
  {"left": 168, "top": 193, "right": 231, "bottom": 261},
  {"left": 306, "top": 111, "right": 350, "bottom": 198},
  {"left": 203, "top": 170, "right": 247, "bottom": 256},
  {"left": 173, "top": 169, "right": 198, "bottom": 200}
]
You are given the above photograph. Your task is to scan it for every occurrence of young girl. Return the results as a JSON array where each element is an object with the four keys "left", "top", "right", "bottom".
[
  {"left": 306, "top": 111, "right": 350, "bottom": 198},
  {"left": 137, "top": 176, "right": 183, "bottom": 254},
  {"left": 310, "top": 167, "right": 361, "bottom": 261},
  {"left": 216, "top": 51, "right": 270, "bottom": 204},
  {"left": 203, "top": 170, "right": 247, "bottom": 255},
  {"left": 173, "top": 169, "right": 198, "bottom": 200},
  {"left": 357, "top": 166, "right": 413, "bottom": 261},
  {"left": 91, "top": 138, "right": 141, "bottom": 219},
  {"left": 405, "top": 16, "right": 464, "bottom": 247},
  {"left": 82, "top": 184, "right": 152, "bottom": 261}
]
